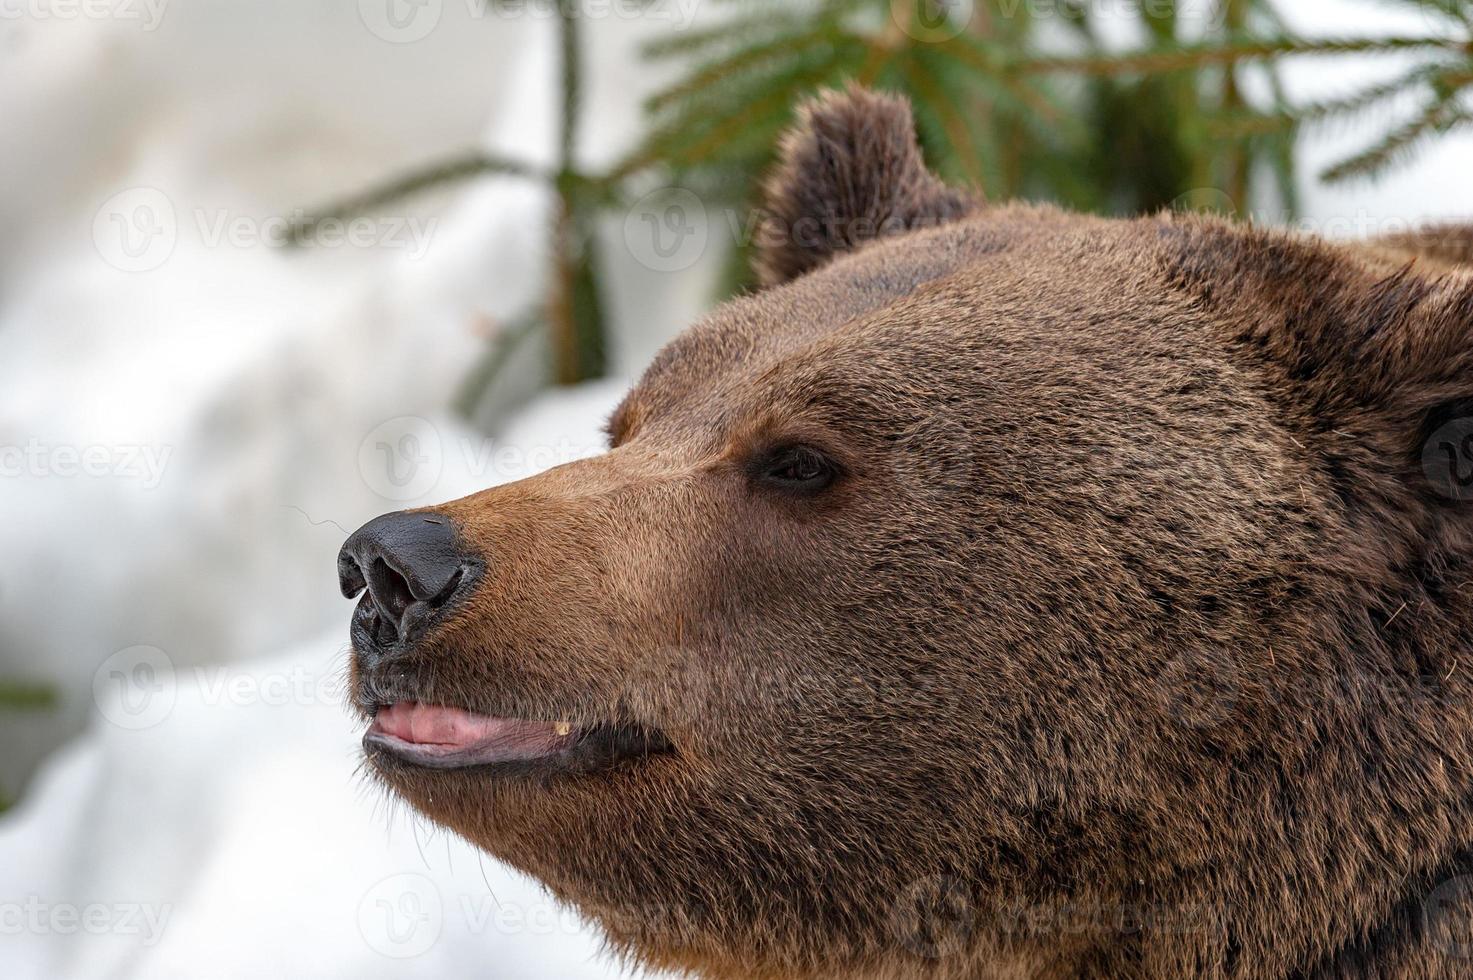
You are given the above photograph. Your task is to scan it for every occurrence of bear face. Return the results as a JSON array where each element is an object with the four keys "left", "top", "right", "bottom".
[{"left": 341, "top": 88, "right": 1473, "bottom": 979}]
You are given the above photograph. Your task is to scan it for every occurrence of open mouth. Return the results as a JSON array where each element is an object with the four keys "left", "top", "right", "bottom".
[{"left": 364, "top": 700, "right": 673, "bottom": 772}]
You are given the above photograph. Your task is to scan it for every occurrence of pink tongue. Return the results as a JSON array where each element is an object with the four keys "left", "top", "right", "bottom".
[
  {"left": 375, "top": 701, "right": 518, "bottom": 748},
  {"left": 372, "top": 702, "right": 578, "bottom": 765}
]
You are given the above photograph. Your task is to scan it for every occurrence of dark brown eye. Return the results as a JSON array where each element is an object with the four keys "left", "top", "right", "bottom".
[{"left": 756, "top": 445, "right": 838, "bottom": 493}]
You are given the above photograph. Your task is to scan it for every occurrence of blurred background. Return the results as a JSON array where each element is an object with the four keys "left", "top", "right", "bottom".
[{"left": 1, "top": 0, "right": 1471, "bottom": 976}]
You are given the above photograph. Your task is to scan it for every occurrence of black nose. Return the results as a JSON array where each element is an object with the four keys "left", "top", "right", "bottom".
[{"left": 338, "top": 512, "right": 478, "bottom": 648}]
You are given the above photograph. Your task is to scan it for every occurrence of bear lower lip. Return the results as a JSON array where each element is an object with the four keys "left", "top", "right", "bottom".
[{"left": 365, "top": 701, "right": 578, "bottom": 769}]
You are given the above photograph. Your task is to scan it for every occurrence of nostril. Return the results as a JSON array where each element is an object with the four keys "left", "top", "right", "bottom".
[
  {"left": 338, "top": 555, "right": 367, "bottom": 599},
  {"left": 366, "top": 558, "right": 416, "bottom": 632}
]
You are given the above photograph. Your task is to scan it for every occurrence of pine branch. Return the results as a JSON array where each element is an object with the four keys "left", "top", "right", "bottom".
[
  {"left": 644, "top": 20, "right": 846, "bottom": 114},
  {"left": 930, "top": 35, "right": 1044, "bottom": 119},
  {"left": 618, "top": 38, "right": 865, "bottom": 177},
  {"left": 1320, "top": 93, "right": 1467, "bottom": 182},
  {"left": 452, "top": 313, "right": 543, "bottom": 419},
  {"left": 670, "top": 54, "right": 864, "bottom": 166},
  {"left": 285, "top": 152, "right": 543, "bottom": 246},
  {"left": 1014, "top": 36, "right": 1457, "bottom": 76},
  {"left": 1208, "top": 62, "right": 1448, "bottom": 137},
  {"left": 641, "top": 5, "right": 815, "bottom": 60}
]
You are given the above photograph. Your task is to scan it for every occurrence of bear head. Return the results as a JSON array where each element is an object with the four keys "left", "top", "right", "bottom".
[{"left": 341, "top": 87, "right": 1473, "bottom": 979}]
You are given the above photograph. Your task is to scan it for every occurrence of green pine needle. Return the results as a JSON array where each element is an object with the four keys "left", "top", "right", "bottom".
[
  {"left": 1321, "top": 92, "right": 1468, "bottom": 181},
  {"left": 1015, "top": 35, "right": 1456, "bottom": 76},
  {"left": 284, "top": 153, "right": 543, "bottom": 247}
]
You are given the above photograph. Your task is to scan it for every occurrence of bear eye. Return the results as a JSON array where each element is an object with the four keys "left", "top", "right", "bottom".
[{"left": 755, "top": 444, "right": 839, "bottom": 494}]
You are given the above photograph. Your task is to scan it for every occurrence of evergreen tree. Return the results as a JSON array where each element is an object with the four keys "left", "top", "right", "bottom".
[{"left": 291, "top": 0, "right": 1473, "bottom": 395}]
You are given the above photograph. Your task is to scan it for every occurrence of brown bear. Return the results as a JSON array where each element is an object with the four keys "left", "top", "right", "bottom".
[{"left": 338, "top": 86, "right": 1473, "bottom": 979}]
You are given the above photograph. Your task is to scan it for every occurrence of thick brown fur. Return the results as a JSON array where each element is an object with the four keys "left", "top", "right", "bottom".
[{"left": 353, "top": 88, "right": 1473, "bottom": 978}]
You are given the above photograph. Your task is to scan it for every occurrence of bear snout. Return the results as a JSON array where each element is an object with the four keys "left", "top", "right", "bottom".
[{"left": 338, "top": 510, "right": 482, "bottom": 652}]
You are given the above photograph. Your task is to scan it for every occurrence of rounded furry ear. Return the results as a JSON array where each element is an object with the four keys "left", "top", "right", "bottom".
[
  {"left": 1161, "top": 215, "right": 1473, "bottom": 569},
  {"left": 754, "top": 85, "right": 979, "bottom": 287}
]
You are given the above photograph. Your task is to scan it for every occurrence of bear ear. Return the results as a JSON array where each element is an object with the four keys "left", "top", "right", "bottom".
[
  {"left": 1164, "top": 216, "right": 1473, "bottom": 555},
  {"left": 753, "top": 85, "right": 980, "bottom": 287}
]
